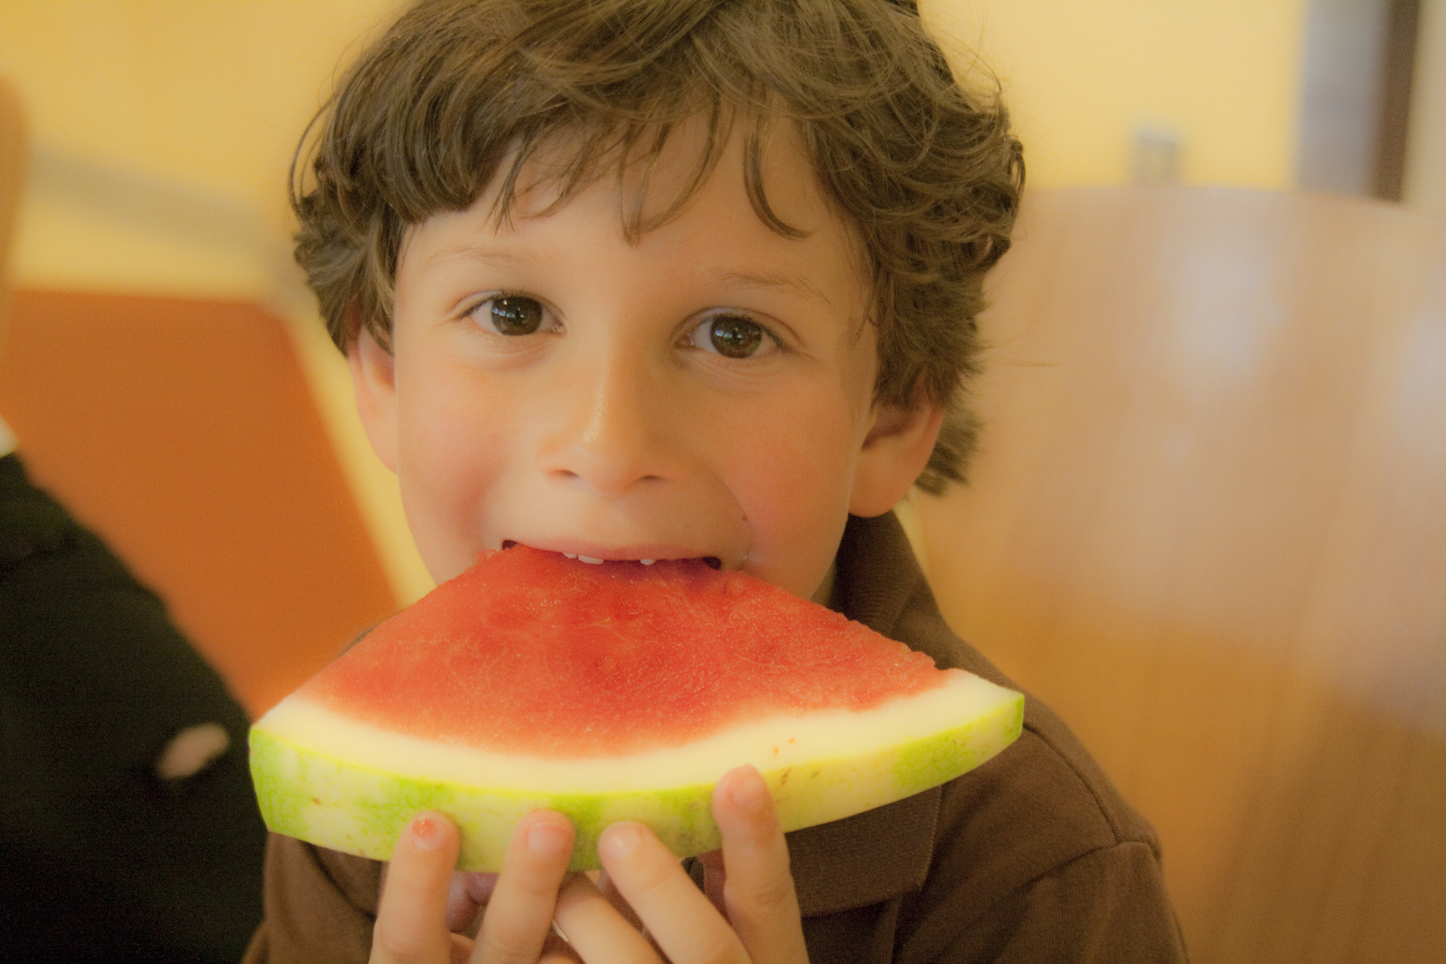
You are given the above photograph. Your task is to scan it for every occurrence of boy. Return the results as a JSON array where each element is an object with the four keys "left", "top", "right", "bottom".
[{"left": 246, "top": 1, "right": 1187, "bottom": 961}]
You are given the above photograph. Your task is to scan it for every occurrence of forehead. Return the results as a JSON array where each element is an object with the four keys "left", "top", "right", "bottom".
[
  {"left": 484, "top": 115, "right": 866, "bottom": 276},
  {"left": 398, "top": 115, "right": 874, "bottom": 330}
]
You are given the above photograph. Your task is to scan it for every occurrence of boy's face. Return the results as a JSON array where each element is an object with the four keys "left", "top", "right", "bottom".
[{"left": 351, "top": 122, "right": 941, "bottom": 601}]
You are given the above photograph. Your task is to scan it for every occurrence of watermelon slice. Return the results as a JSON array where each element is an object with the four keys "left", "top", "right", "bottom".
[{"left": 249, "top": 547, "right": 1022, "bottom": 871}]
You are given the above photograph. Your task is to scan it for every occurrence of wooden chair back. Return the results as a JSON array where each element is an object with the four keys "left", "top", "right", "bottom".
[{"left": 915, "top": 186, "right": 1446, "bottom": 964}]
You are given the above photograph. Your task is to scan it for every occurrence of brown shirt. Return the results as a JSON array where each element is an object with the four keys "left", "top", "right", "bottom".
[{"left": 244, "top": 513, "right": 1188, "bottom": 963}]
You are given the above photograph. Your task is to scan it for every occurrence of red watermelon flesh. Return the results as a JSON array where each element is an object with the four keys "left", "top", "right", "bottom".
[
  {"left": 250, "top": 546, "right": 1023, "bottom": 870},
  {"left": 305, "top": 549, "right": 944, "bottom": 755}
]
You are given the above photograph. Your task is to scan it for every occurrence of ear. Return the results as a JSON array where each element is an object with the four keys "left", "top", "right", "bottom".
[
  {"left": 848, "top": 397, "right": 945, "bottom": 518},
  {"left": 348, "top": 324, "right": 400, "bottom": 474}
]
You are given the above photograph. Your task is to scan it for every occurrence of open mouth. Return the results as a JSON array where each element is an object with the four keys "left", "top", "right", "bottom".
[{"left": 500, "top": 541, "right": 722, "bottom": 570}]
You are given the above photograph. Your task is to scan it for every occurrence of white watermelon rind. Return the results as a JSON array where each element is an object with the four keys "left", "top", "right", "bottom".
[{"left": 249, "top": 671, "right": 1024, "bottom": 871}]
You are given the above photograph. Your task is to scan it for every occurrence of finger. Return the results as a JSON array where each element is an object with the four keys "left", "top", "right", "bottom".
[
  {"left": 713, "top": 766, "right": 808, "bottom": 963},
  {"left": 593, "top": 869, "right": 644, "bottom": 932},
  {"left": 596, "top": 822, "right": 745, "bottom": 964},
  {"left": 372, "top": 812, "right": 461, "bottom": 964},
  {"left": 551, "top": 872, "right": 660, "bottom": 963},
  {"left": 473, "top": 811, "right": 575, "bottom": 964}
]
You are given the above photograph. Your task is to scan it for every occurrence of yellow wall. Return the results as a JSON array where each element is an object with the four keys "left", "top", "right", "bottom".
[
  {"left": 1, "top": 0, "right": 401, "bottom": 299},
  {"left": 2, "top": 0, "right": 1311, "bottom": 295},
  {"left": 921, "top": 0, "right": 1306, "bottom": 189}
]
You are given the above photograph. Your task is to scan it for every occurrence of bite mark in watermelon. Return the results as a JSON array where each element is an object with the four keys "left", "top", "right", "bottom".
[{"left": 249, "top": 547, "right": 1023, "bottom": 870}]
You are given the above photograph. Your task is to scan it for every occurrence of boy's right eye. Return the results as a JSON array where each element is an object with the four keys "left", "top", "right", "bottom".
[{"left": 467, "top": 295, "right": 549, "bottom": 336}]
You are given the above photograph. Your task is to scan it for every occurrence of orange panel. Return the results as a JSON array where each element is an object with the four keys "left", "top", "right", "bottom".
[{"left": 0, "top": 289, "right": 399, "bottom": 716}]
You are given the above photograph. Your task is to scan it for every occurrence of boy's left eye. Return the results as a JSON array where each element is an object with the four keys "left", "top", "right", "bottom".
[{"left": 685, "top": 315, "right": 778, "bottom": 359}]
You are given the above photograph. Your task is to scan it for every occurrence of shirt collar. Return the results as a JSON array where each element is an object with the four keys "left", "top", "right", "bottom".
[{"left": 783, "top": 511, "right": 949, "bottom": 916}]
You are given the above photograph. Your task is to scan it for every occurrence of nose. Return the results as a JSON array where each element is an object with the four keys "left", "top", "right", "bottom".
[{"left": 538, "top": 347, "right": 681, "bottom": 498}]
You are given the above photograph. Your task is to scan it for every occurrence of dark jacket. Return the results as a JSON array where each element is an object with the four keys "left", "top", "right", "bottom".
[{"left": 0, "top": 453, "right": 267, "bottom": 963}]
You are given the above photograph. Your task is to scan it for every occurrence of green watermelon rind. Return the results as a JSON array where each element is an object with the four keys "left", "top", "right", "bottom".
[{"left": 249, "top": 687, "right": 1023, "bottom": 871}]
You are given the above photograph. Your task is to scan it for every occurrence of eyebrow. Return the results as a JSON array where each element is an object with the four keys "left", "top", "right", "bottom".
[
  {"left": 712, "top": 268, "right": 836, "bottom": 309},
  {"left": 422, "top": 243, "right": 548, "bottom": 275},
  {"left": 422, "top": 242, "right": 838, "bottom": 310}
]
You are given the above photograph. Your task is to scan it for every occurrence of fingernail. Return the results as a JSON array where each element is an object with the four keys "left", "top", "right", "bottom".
[
  {"left": 410, "top": 815, "right": 446, "bottom": 851},
  {"left": 600, "top": 822, "right": 642, "bottom": 860},
  {"left": 528, "top": 820, "right": 571, "bottom": 858},
  {"left": 727, "top": 766, "right": 770, "bottom": 814}
]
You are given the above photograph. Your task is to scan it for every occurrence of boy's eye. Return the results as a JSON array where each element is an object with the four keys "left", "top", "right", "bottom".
[
  {"left": 687, "top": 315, "right": 776, "bottom": 359},
  {"left": 469, "top": 295, "right": 547, "bottom": 336}
]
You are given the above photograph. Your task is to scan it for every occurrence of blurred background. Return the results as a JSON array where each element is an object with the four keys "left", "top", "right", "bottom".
[{"left": 0, "top": 4, "right": 1443, "bottom": 960}]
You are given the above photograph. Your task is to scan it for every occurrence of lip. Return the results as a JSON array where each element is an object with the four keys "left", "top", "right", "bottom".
[{"left": 498, "top": 539, "right": 727, "bottom": 568}]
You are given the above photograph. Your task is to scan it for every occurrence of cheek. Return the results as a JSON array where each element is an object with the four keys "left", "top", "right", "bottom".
[
  {"left": 731, "top": 439, "right": 855, "bottom": 600},
  {"left": 395, "top": 371, "right": 508, "bottom": 518},
  {"left": 725, "top": 392, "right": 865, "bottom": 538},
  {"left": 748, "top": 432, "right": 853, "bottom": 500}
]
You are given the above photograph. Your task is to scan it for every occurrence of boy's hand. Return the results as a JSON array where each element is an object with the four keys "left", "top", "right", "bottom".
[
  {"left": 556, "top": 765, "right": 809, "bottom": 964},
  {"left": 371, "top": 809, "right": 577, "bottom": 964},
  {"left": 371, "top": 764, "right": 806, "bottom": 964}
]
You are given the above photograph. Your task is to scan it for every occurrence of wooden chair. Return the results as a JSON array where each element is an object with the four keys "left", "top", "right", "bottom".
[{"left": 913, "top": 186, "right": 1446, "bottom": 963}]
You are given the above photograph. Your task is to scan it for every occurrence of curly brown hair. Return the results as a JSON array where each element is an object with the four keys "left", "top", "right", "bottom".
[{"left": 291, "top": 0, "right": 1022, "bottom": 492}]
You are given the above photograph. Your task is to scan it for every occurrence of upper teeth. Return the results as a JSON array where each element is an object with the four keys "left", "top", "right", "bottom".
[{"left": 569, "top": 554, "right": 658, "bottom": 565}]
